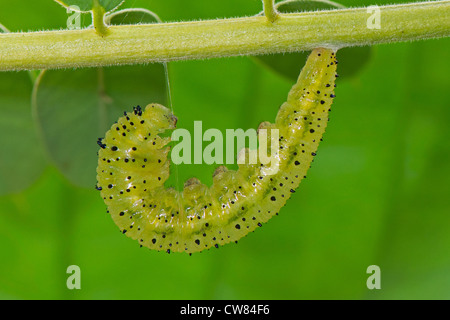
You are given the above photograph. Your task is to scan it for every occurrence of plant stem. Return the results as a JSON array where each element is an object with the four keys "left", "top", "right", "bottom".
[
  {"left": 0, "top": 1, "right": 449, "bottom": 72},
  {"left": 92, "top": 0, "right": 110, "bottom": 37},
  {"left": 263, "top": 0, "right": 279, "bottom": 22}
]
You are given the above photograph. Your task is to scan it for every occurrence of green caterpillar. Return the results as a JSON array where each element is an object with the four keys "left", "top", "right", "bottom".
[{"left": 96, "top": 48, "right": 338, "bottom": 254}]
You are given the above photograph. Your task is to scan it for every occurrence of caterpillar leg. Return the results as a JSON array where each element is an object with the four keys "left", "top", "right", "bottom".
[{"left": 96, "top": 48, "right": 338, "bottom": 254}]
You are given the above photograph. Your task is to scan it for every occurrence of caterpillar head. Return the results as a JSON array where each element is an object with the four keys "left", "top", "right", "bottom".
[{"left": 143, "top": 103, "right": 177, "bottom": 132}]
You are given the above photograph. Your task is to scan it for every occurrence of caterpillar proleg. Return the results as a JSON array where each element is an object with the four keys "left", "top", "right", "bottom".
[{"left": 96, "top": 48, "right": 338, "bottom": 254}]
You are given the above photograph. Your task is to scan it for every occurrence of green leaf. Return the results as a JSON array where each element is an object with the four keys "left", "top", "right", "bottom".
[
  {"left": 275, "top": 0, "right": 345, "bottom": 12},
  {"left": 33, "top": 65, "right": 168, "bottom": 188},
  {"left": 105, "top": 8, "right": 162, "bottom": 25},
  {"left": 0, "top": 26, "right": 46, "bottom": 195},
  {"left": 0, "top": 71, "right": 47, "bottom": 195},
  {"left": 254, "top": 0, "right": 372, "bottom": 81},
  {"left": 54, "top": 0, "right": 125, "bottom": 13},
  {"left": 33, "top": 9, "right": 168, "bottom": 188}
]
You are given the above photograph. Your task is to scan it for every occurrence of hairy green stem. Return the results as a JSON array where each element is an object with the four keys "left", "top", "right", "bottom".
[
  {"left": 92, "top": 0, "right": 110, "bottom": 37},
  {"left": 263, "top": 0, "right": 279, "bottom": 22},
  {"left": 0, "top": 1, "right": 449, "bottom": 71}
]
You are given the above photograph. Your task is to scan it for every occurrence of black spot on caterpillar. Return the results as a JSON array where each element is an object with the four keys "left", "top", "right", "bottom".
[{"left": 96, "top": 48, "right": 338, "bottom": 254}]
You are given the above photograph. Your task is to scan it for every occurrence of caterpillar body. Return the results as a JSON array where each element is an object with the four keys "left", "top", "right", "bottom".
[{"left": 96, "top": 48, "right": 338, "bottom": 254}]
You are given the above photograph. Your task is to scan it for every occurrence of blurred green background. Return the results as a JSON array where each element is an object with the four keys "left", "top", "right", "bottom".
[{"left": 0, "top": 0, "right": 449, "bottom": 299}]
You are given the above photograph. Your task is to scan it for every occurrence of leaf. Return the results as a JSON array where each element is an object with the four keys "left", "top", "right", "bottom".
[
  {"left": 0, "top": 26, "right": 46, "bottom": 195},
  {"left": 105, "top": 8, "right": 162, "bottom": 25},
  {"left": 54, "top": 0, "right": 125, "bottom": 13},
  {"left": 33, "top": 9, "right": 168, "bottom": 188},
  {"left": 275, "top": 0, "right": 345, "bottom": 12},
  {"left": 254, "top": 0, "right": 372, "bottom": 81},
  {"left": 0, "top": 71, "right": 47, "bottom": 195},
  {"left": 33, "top": 66, "right": 168, "bottom": 188}
]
